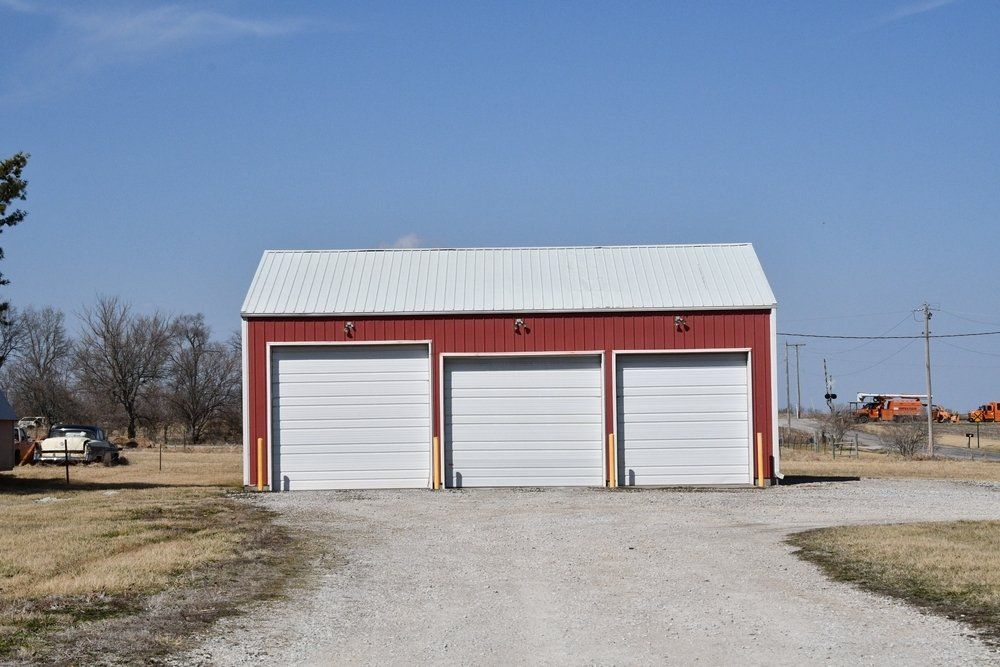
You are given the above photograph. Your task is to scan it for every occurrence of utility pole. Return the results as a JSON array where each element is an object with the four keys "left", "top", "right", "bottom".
[
  {"left": 790, "top": 343, "right": 806, "bottom": 418},
  {"left": 923, "top": 302, "right": 935, "bottom": 457},
  {"left": 785, "top": 342, "right": 792, "bottom": 429}
]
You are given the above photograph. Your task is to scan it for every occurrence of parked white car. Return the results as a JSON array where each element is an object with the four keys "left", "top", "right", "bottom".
[{"left": 37, "top": 424, "right": 125, "bottom": 465}]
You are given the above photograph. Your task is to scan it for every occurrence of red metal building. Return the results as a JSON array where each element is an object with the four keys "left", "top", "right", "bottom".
[{"left": 241, "top": 245, "right": 778, "bottom": 490}]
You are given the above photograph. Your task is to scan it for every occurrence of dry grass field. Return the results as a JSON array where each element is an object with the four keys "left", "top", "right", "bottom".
[
  {"left": 856, "top": 421, "right": 1000, "bottom": 452},
  {"left": 0, "top": 447, "right": 303, "bottom": 664},
  {"left": 790, "top": 521, "right": 1000, "bottom": 641},
  {"left": 780, "top": 447, "right": 1000, "bottom": 481}
]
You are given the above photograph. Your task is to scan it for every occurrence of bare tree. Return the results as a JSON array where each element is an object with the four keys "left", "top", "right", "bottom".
[
  {"left": 166, "top": 314, "right": 241, "bottom": 444},
  {"left": 1, "top": 306, "right": 79, "bottom": 424},
  {"left": 215, "top": 330, "right": 244, "bottom": 442},
  {"left": 881, "top": 421, "right": 926, "bottom": 458},
  {"left": 0, "top": 305, "right": 23, "bottom": 372},
  {"left": 74, "top": 297, "right": 174, "bottom": 439},
  {"left": 821, "top": 405, "right": 855, "bottom": 445}
]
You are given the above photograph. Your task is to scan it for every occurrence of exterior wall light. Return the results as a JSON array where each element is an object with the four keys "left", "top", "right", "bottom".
[
  {"left": 674, "top": 315, "right": 690, "bottom": 332},
  {"left": 344, "top": 321, "right": 356, "bottom": 336},
  {"left": 514, "top": 318, "right": 525, "bottom": 333}
]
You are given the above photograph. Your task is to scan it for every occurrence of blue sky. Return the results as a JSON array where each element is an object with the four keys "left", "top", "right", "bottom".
[{"left": 1, "top": 0, "right": 998, "bottom": 409}]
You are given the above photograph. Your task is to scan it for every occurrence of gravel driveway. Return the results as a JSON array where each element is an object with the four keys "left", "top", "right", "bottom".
[{"left": 176, "top": 479, "right": 1000, "bottom": 666}]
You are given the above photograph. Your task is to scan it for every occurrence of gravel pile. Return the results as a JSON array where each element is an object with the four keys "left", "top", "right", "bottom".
[{"left": 174, "top": 479, "right": 1000, "bottom": 666}]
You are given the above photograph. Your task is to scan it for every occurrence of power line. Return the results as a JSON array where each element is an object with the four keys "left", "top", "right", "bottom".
[
  {"left": 939, "top": 309, "right": 1000, "bottom": 327},
  {"left": 834, "top": 340, "right": 918, "bottom": 377},
  {"left": 780, "top": 309, "right": 913, "bottom": 323},
  {"left": 805, "top": 312, "right": 913, "bottom": 356},
  {"left": 778, "top": 330, "right": 1000, "bottom": 340},
  {"left": 938, "top": 339, "right": 1000, "bottom": 358}
]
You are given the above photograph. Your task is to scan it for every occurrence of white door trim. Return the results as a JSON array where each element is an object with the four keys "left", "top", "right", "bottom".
[
  {"left": 439, "top": 351, "right": 606, "bottom": 488},
  {"left": 241, "top": 319, "right": 250, "bottom": 487},
  {"left": 265, "top": 340, "right": 434, "bottom": 491},
  {"left": 611, "top": 348, "right": 754, "bottom": 486}
]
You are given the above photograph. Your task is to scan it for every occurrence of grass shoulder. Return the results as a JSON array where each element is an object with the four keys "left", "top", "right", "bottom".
[
  {"left": 781, "top": 448, "right": 1000, "bottom": 482},
  {"left": 789, "top": 521, "right": 1000, "bottom": 643},
  {"left": 0, "top": 447, "right": 310, "bottom": 664}
]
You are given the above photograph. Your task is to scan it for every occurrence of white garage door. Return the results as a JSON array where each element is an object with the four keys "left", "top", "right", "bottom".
[
  {"left": 444, "top": 356, "right": 604, "bottom": 487},
  {"left": 270, "top": 345, "right": 431, "bottom": 490},
  {"left": 616, "top": 352, "right": 751, "bottom": 486}
]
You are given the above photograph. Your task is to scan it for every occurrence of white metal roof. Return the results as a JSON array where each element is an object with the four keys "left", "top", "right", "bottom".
[{"left": 241, "top": 244, "right": 776, "bottom": 317}]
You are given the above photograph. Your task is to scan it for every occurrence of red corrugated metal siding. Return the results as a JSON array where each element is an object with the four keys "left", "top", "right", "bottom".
[{"left": 247, "top": 311, "right": 774, "bottom": 487}]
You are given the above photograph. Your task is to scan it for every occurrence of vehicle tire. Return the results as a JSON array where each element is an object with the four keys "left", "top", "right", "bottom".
[
  {"left": 116, "top": 455, "right": 129, "bottom": 466},
  {"left": 102, "top": 452, "right": 114, "bottom": 467},
  {"left": 857, "top": 415, "right": 868, "bottom": 423}
]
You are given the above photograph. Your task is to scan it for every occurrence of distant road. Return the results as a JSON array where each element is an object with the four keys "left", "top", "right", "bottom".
[{"left": 786, "top": 417, "right": 1000, "bottom": 462}]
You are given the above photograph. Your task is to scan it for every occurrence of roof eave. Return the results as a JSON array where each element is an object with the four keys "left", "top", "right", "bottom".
[{"left": 241, "top": 303, "right": 778, "bottom": 318}]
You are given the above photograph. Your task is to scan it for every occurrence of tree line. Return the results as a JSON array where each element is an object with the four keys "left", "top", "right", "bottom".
[{"left": 0, "top": 296, "right": 241, "bottom": 445}]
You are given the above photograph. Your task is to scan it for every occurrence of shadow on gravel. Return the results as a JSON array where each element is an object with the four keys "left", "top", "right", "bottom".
[
  {"left": 0, "top": 476, "right": 230, "bottom": 495},
  {"left": 780, "top": 475, "right": 861, "bottom": 485}
]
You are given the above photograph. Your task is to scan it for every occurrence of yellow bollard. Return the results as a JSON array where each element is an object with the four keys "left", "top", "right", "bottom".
[
  {"left": 607, "top": 433, "right": 617, "bottom": 488},
  {"left": 256, "top": 437, "right": 265, "bottom": 492},
  {"left": 756, "top": 432, "right": 765, "bottom": 488},
  {"left": 432, "top": 436, "right": 441, "bottom": 490}
]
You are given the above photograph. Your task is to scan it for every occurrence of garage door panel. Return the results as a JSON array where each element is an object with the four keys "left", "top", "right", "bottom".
[
  {"left": 271, "top": 345, "right": 430, "bottom": 490},
  {"left": 624, "top": 447, "right": 749, "bottom": 466},
  {"left": 445, "top": 356, "right": 603, "bottom": 487},
  {"left": 619, "top": 406, "right": 747, "bottom": 422},
  {"left": 276, "top": 348, "right": 427, "bottom": 368},
  {"left": 620, "top": 421, "right": 750, "bottom": 440},
  {"left": 620, "top": 437, "right": 749, "bottom": 449},
  {"left": 619, "top": 394, "right": 749, "bottom": 413},
  {"left": 621, "top": 470, "right": 752, "bottom": 486},
  {"left": 449, "top": 360, "right": 599, "bottom": 386},
  {"left": 450, "top": 422, "right": 602, "bottom": 442},
  {"left": 279, "top": 470, "right": 426, "bottom": 491},
  {"left": 455, "top": 450, "right": 602, "bottom": 467},
  {"left": 444, "top": 439, "right": 606, "bottom": 451},
  {"left": 620, "top": 384, "right": 747, "bottom": 397},
  {"left": 275, "top": 394, "right": 429, "bottom": 407},
  {"left": 276, "top": 380, "right": 428, "bottom": 399},
  {"left": 276, "top": 369, "right": 428, "bottom": 381},
  {"left": 449, "top": 413, "right": 601, "bottom": 425},
  {"left": 279, "top": 441, "right": 430, "bottom": 454},
  {"left": 447, "top": 396, "right": 601, "bottom": 416},
  {"left": 452, "top": 386, "right": 600, "bottom": 398},
  {"left": 617, "top": 353, "right": 751, "bottom": 486},
  {"left": 276, "top": 403, "right": 429, "bottom": 420},
  {"left": 277, "top": 427, "right": 430, "bottom": 445},
  {"left": 451, "top": 472, "right": 601, "bottom": 487},
  {"left": 619, "top": 368, "right": 746, "bottom": 387},
  {"left": 278, "top": 451, "right": 430, "bottom": 471}
]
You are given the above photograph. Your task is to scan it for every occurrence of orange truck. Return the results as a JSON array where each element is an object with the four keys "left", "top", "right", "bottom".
[
  {"left": 932, "top": 406, "right": 961, "bottom": 423},
  {"left": 853, "top": 393, "right": 926, "bottom": 423},
  {"left": 968, "top": 402, "right": 1000, "bottom": 423}
]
